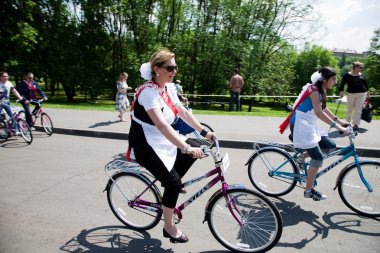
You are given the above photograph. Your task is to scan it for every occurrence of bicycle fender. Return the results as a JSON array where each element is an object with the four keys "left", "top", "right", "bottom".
[
  {"left": 202, "top": 184, "right": 247, "bottom": 223},
  {"left": 333, "top": 159, "right": 377, "bottom": 190}
]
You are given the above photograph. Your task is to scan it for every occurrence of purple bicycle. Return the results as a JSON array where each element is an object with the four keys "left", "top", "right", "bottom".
[
  {"left": 104, "top": 139, "right": 282, "bottom": 252},
  {"left": 0, "top": 102, "right": 33, "bottom": 144}
]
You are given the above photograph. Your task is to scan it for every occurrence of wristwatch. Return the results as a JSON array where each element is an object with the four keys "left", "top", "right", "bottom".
[{"left": 180, "top": 144, "right": 190, "bottom": 154}]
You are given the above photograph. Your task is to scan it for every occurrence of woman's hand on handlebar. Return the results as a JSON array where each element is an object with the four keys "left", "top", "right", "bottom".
[
  {"left": 205, "top": 132, "right": 216, "bottom": 142},
  {"left": 188, "top": 146, "right": 204, "bottom": 158},
  {"left": 338, "top": 126, "right": 349, "bottom": 136}
]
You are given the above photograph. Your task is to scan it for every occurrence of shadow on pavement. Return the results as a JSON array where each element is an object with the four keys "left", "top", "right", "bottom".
[
  {"left": 89, "top": 120, "right": 122, "bottom": 129},
  {"left": 59, "top": 226, "right": 238, "bottom": 253},
  {"left": 271, "top": 197, "right": 380, "bottom": 250},
  {"left": 329, "top": 128, "right": 368, "bottom": 139},
  {"left": 0, "top": 138, "right": 31, "bottom": 148},
  {"left": 60, "top": 226, "right": 173, "bottom": 253}
]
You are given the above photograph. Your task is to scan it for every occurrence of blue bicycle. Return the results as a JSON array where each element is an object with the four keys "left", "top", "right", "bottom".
[{"left": 246, "top": 127, "right": 380, "bottom": 218}]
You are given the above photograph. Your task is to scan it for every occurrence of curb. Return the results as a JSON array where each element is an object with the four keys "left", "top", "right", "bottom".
[{"left": 39, "top": 126, "right": 380, "bottom": 158}]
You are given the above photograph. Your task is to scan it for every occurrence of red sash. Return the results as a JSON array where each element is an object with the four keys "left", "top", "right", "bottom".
[
  {"left": 24, "top": 80, "right": 38, "bottom": 99},
  {"left": 279, "top": 85, "right": 318, "bottom": 134},
  {"left": 126, "top": 81, "right": 178, "bottom": 161}
]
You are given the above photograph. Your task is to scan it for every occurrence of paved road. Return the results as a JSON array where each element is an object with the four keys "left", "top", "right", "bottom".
[
  {"left": 42, "top": 108, "right": 380, "bottom": 156},
  {"left": 0, "top": 134, "right": 379, "bottom": 253}
]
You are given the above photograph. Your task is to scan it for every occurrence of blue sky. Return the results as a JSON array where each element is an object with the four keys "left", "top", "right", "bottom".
[{"left": 312, "top": 0, "right": 380, "bottom": 52}]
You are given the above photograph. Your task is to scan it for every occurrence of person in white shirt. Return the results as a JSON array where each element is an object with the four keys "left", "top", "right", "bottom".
[{"left": 127, "top": 49, "right": 216, "bottom": 243}]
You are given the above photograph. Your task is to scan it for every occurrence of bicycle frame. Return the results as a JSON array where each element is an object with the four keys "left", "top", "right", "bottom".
[
  {"left": 254, "top": 129, "right": 374, "bottom": 192},
  {"left": 105, "top": 140, "right": 245, "bottom": 226}
]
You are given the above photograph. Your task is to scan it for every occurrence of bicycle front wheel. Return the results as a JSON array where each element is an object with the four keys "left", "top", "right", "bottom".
[
  {"left": 17, "top": 119, "right": 33, "bottom": 144},
  {"left": 106, "top": 172, "right": 162, "bottom": 230},
  {"left": 0, "top": 120, "right": 9, "bottom": 140},
  {"left": 41, "top": 112, "right": 53, "bottom": 135},
  {"left": 338, "top": 161, "right": 380, "bottom": 217},
  {"left": 248, "top": 148, "right": 298, "bottom": 196},
  {"left": 207, "top": 188, "right": 282, "bottom": 253}
]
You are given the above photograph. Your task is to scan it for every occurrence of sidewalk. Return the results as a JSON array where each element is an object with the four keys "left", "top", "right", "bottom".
[{"left": 42, "top": 108, "right": 380, "bottom": 157}]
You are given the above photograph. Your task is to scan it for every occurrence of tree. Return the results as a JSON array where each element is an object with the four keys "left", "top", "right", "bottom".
[
  {"left": 293, "top": 45, "right": 339, "bottom": 94},
  {"left": 364, "top": 27, "right": 380, "bottom": 108}
]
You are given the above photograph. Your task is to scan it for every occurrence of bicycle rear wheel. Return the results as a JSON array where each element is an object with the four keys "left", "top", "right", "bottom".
[
  {"left": 0, "top": 120, "right": 9, "bottom": 140},
  {"left": 41, "top": 112, "right": 53, "bottom": 135},
  {"left": 248, "top": 148, "right": 298, "bottom": 196},
  {"left": 338, "top": 161, "right": 380, "bottom": 217},
  {"left": 106, "top": 172, "right": 162, "bottom": 230},
  {"left": 206, "top": 188, "right": 282, "bottom": 253},
  {"left": 17, "top": 119, "right": 33, "bottom": 144}
]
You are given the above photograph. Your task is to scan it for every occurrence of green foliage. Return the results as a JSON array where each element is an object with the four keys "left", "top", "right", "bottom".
[
  {"left": 293, "top": 45, "right": 339, "bottom": 93},
  {"left": 1, "top": 0, "right": 378, "bottom": 111}
]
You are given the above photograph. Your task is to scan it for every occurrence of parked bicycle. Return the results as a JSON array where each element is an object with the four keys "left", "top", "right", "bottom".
[
  {"left": 104, "top": 139, "right": 283, "bottom": 252},
  {"left": 18, "top": 99, "right": 53, "bottom": 135},
  {"left": 0, "top": 101, "right": 33, "bottom": 144},
  {"left": 246, "top": 127, "right": 380, "bottom": 218}
]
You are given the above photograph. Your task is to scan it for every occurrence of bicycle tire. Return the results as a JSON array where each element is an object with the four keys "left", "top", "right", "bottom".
[
  {"left": 338, "top": 161, "right": 380, "bottom": 217},
  {"left": 41, "top": 112, "right": 53, "bottom": 135},
  {"left": 17, "top": 119, "right": 33, "bottom": 144},
  {"left": 206, "top": 188, "right": 282, "bottom": 253},
  {"left": 248, "top": 147, "right": 298, "bottom": 196},
  {"left": 106, "top": 172, "right": 162, "bottom": 230},
  {"left": 0, "top": 120, "right": 9, "bottom": 140},
  {"left": 200, "top": 122, "right": 214, "bottom": 132},
  {"left": 18, "top": 110, "right": 25, "bottom": 121}
]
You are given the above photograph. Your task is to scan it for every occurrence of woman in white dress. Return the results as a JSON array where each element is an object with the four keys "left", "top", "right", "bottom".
[
  {"left": 115, "top": 72, "right": 131, "bottom": 122},
  {"left": 127, "top": 49, "right": 216, "bottom": 243}
]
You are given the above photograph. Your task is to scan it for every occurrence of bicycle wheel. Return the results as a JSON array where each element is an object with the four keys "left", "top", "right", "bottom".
[
  {"left": 248, "top": 148, "right": 298, "bottom": 196},
  {"left": 18, "top": 110, "right": 25, "bottom": 121},
  {"left": 200, "top": 122, "right": 214, "bottom": 132},
  {"left": 17, "top": 119, "right": 33, "bottom": 144},
  {"left": 0, "top": 120, "right": 9, "bottom": 140},
  {"left": 41, "top": 112, "right": 53, "bottom": 135},
  {"left": 206, "top": 188, "right": 282, "bottom": 253},
  {"left": 106, "top": 172, "right": 162, "bottom": 230},
  {"left": 338, "top": 161, "right": 380, "bottom": 217}
]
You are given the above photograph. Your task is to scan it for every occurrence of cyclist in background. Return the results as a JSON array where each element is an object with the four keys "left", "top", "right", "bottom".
[
  {"left": 17, "top": 72, "right": 48, "bottom": 128},
  {"left": 0, "top": 71, "right": 26, "bottom": 129}
]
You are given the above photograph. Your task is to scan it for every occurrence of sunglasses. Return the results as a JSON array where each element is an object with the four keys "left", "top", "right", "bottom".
[
  {"left": 356, "top": 66, "right": 363, "bottom": 69},
  {"left": 161, "top": 65, "right": 178, "bottom": 72}
]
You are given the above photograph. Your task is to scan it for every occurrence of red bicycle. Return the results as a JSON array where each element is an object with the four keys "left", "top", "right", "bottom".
[{"left": 18, "top": 99, "right": 53, "bottom": 136}]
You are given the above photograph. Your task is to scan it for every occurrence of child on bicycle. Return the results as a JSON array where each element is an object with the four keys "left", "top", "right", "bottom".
[
  {"left": 281, "top": 67, "right": 350, "bottom": 200},
  {"left": 17, "top": 72, "right": 48, "bottom": 128},
  {"left": 0, "top": 71, "right": 26, "bottom": 131}
]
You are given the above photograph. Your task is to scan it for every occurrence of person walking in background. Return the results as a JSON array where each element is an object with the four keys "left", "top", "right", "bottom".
[
  {"left": 17, "top": 72, "right": 48, "bottom": 129},
  {"left": 339, "top": 62, "right": 370, "bottom": 131},
  {"left": 115, "top": 72, "right": 132, "bottom": 122},
  {"left": 229, "top": 68, "right": 244, "bottom": 111}
]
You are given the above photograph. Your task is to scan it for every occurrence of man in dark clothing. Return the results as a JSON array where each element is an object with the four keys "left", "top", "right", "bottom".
[{"left": 17, "top": 72, "right": 48, "bottom": 128}]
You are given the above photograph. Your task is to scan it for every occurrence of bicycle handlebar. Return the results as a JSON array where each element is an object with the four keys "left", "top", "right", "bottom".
[{"left": 17, "top": 98, "right": 44, "bottom": 105}]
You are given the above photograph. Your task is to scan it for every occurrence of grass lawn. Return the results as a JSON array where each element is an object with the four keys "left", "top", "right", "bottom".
[{"left": 32, "top": 89, "right": 378, "bottom": 120}]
